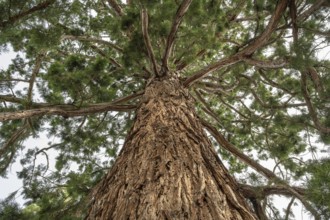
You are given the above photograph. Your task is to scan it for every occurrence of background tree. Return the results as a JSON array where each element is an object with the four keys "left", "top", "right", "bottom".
[{"left": 0, "top": 0, "right": 329, "bottom": 219}]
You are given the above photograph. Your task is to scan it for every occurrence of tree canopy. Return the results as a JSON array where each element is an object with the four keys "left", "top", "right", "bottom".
[{"left": 0, "top": 0, "right": 329, "bottom": 219}]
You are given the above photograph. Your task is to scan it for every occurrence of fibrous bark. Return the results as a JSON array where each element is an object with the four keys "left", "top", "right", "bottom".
[{"left": 87, "top": 75, "right": 256, "bottom": 219}]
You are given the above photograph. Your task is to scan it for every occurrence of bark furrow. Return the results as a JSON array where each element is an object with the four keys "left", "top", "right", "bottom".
[{"left": 87, "top": 75, "right": 256, "bottom": 220}]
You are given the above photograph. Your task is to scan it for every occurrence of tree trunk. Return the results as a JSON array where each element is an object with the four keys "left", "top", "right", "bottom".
[{"left": 86, "top": 75, "right": 257, "bottom": 220}]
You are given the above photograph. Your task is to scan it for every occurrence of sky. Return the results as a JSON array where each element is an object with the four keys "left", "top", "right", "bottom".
[
  {"left": 0, "top": 49, "right": 25, "bottom": 203},
  {"left": 0, "top": 50, "right": 59, "bottom": 206},
  {"left": 0, "top": 49, "right": 32, "bottom": 205}
]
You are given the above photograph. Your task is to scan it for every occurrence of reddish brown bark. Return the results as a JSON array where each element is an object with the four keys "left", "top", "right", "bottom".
[{"left": 86, "top": 75, "right": 256, "bottom": 219}]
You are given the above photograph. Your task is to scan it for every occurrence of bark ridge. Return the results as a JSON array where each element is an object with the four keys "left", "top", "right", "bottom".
[{"left": 87, "top": 76, "right": 256, "bottom": 220}]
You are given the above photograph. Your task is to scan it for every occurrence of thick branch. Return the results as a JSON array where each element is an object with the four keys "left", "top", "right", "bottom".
[
  {"left": 1, "top": 89, "right": 142, "bottom": 110},
  {"left": 111, "top": 90, "right": 144, "bottom": 104},
  {"left": 184, "top": 0, "right": 288, "bottom": 87},
  {"left": 141, "top": 9, "right": 159, "bottom": 76},
  {"left": 0, "top": 0, "right": 55, "bottom": 28},
  {"left": 162, "top": 0, "right": 192, "bottom": 72},
  {"left": 200, "top": 118, "right": 278, "bottom": 180},
  {"left": 239, "top": 184, "right": 305, "bottom": 198},
  {"left": 0, "top": 104, "right": 135, "bottom": 122},
  {"left": 240, "top": 184, "right": 320, "bottom": 220},
  {"left": 237, "top": 0, "right": 288, "bottom": 56},
  {"left": 298, "top": 0, "right": 327, "bottom": 21},
  {"left": 183, "top": 55, "right": 241, "bottom": 87},
  {"left": 289, "top": 0, "right": 298, "bottom": 43},
  {"left": 0, "top": 95, "right": 27, "bottom": 104},
  {"left": 107, "top": 0, "right": 123, "bottom": 16}
]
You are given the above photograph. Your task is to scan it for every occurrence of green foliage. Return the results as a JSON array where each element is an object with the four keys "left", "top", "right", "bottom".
[
  {"left": 0, "top": 0, "right": 329, "bottom": 219},
  {"left": 306, "top": 159, "right": 330, "bottom": 219},
  {"left": 0, "top": 199, "right": 25, "bottom": 220}
]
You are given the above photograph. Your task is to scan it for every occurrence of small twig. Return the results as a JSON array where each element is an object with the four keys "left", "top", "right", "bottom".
[
  {"left": 61, "top": 35, "right": 123, "bottom": 52},
  {"left": 90, "top": 45, "right": 122, "bottom": 68},
  {"left": 243, "top": 57, "right": 288, "bottom": 69},
  {"left": 0, "top": 122, "right": 30, "bottom": 174},
  {"left": 298, "top": 0, "right": 327, "bottom": 21}
]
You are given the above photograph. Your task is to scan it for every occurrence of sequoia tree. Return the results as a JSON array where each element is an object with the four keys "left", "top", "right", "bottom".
[{"left": 0, "top": 0, "right": 330, "bottom": 219}]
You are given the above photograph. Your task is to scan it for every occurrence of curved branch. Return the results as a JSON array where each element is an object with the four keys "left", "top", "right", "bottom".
[
  {"left": 162, "top": 0, "right": 192, "bottom": 72},
  {"left": 237, "top": 0, "right": 288, "bottom": 56},
  {"left": 0, "top": 0, "right": 55, "bottom": 28},
  {"left": 183, "top": 55, "right": 241, "bottom": 87},
  {"left": 298, "top": 0, "right": 327, "bottom": 21},
  {"left": 240, "top": 184, "right": 320, "bottom": 220},
  {"left": 184, "top": 0, "right": 288, "bottom": 87},
  {"left": 0, "top": 123, "right": 29, "bottom": 156},
  {"left": 141, "top": 9, "right": 159, "bottom": 76},
  {"left": 200, "top": 118, "right": 278, "bottom": 180},
  {"left": 300, "top": 71, "right": 330, "bottom": 133},
  {"left": 239, "top": 184, "right": 305, "bottom": 199}
]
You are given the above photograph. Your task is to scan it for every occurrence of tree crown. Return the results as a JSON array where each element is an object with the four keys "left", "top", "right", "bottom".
[{"left": 0, "top": 0, "right": 329, "bottom": 219}]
